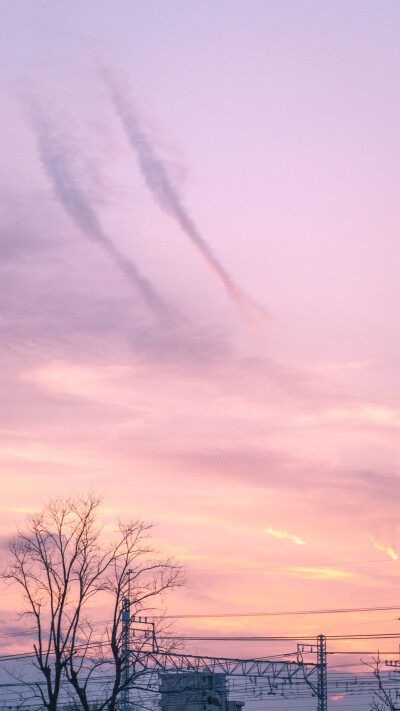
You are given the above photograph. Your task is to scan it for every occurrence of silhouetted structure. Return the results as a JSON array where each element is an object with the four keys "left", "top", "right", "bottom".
[{"left": 160, "top": 672, "right": 244, "bottom": 711}]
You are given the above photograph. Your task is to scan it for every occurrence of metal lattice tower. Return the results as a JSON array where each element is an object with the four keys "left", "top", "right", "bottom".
[
  {"left": 120, "top": 570, "right": 132, "bottom": 711},
  {"left": 317, "top": 634, "right": 327, "bottom": 711}
]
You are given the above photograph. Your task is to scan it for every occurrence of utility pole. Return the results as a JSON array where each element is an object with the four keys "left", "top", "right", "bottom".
[
  {"left": 121, "top": 570, "right": 132, "bottom": 711},
  {"left": 317, "top": 634, "right": 327, "bottom": 711}
]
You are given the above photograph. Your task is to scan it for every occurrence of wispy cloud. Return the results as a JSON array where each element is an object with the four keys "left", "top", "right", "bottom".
[
  {"left": 368, "top": 535, "right": 398, "bottom": 560},
  {"left": 25, "top": 95, "right": 172, "bottom": 324},
  {"left": 285, "top": 567, "right": 353, "bottom": 580},
  {"left": 265, "top": 527, "right": 306, "bottom": 545},
  {"left": 102, "top": 67, "right": 269, "bottom": 325}
]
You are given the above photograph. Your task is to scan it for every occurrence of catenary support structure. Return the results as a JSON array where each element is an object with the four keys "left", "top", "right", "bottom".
[{"left": 120, "top": 594, "right": 327, "bottom": 711}]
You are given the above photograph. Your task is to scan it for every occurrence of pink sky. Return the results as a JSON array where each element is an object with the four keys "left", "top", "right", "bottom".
[{"left": 1, "top": 2, "right": 400, "bottom": 701}]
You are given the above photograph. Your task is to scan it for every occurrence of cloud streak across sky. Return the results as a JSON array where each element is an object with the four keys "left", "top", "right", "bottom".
[
  {"left": 368, "top": 535, "right": 398, "bottom": 561},
  {"left": 102, "top": 68, "right": 268, "bottom": 324},
  {"left": 25, "top": 97, "right": 172, "bottom": 324},
  {"left": 265, "top": 528, "right": 306, "bottom": 545}
]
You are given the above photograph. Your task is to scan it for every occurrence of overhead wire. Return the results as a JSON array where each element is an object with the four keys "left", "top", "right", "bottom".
[
  {"left": 155, "top": 604, "right": 400, "bottom": 619},
  {"left": 158, "top": 633, "right": 400, "bottom": 641},
  {"left": 1, "top": 621, "right": 400, "bottom": 708},
  {"left": 185, "top": 557, "right": 399, "bottom": 574}
]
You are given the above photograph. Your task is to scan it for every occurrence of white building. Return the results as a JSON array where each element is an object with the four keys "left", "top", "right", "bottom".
[{"left": 159, "top": 672, "right": 245, "bottom": 711}]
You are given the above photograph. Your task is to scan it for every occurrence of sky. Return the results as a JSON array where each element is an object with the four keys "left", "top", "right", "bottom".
[{"left": 1, "top": 1, "right": 400, "bottom": 707}]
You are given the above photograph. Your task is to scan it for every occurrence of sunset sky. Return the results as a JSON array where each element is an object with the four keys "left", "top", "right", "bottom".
[{"left": 1, "top": 2, "right": 400, "bottom": 705}]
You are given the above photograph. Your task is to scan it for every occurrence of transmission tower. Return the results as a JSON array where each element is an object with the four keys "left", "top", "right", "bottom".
[{"left": 317, "top": 634, "right": 327, "bottom": 711}]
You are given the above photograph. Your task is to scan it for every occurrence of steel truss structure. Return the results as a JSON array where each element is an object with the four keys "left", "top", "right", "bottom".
[
  {"left": 121, "top": 603, "right": 327, "bottom": 711},
  {"left": 133, "top": 649, "right": 319, "bottom": 693}
]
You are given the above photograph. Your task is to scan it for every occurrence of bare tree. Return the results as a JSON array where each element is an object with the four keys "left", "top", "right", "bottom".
[
  {"left": 2, "top": 493, "right": 184, "bottom": 711},
  {"left": 363, "top": 656, "right": 399, "bottom": 711}
]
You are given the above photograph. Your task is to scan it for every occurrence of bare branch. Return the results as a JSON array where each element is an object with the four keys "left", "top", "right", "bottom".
[{"left": 1, "top": 492, "right": 184, "bottom": 711}]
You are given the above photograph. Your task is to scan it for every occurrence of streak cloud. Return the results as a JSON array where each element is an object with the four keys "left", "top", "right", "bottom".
[
  {"left": 102, "top": 67, "right": 268, "bottom": 325},
  {"left": 368, "top": 536, "right": 399, "bottom": 561},
  {"left": 26, "top": 96, "right": 172, "bottom": 324},
  {"left": 265, "top": 528, "right": 306, "bottom": 545}
]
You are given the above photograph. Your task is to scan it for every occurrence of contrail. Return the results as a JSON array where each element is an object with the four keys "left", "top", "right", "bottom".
[
  {"left": 102, "top": 69, "right": 269, "bottom": 324},
  {"left": 26, "top": 100, "right": 172, "bottom": 323}
]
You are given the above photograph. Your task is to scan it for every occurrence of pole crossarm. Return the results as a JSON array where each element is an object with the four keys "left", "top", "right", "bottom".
[{"left": 129, "top": 650, "right": 319, "bottom": 695}]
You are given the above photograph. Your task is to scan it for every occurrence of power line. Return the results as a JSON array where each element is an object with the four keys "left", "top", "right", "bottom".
[
  {"left": 160, "top": 633, "right": 400, "bottom": 641},
  {"left": 156, "top": 605, "right": 400, "bottom": 619},
  {"left": 329, "top": 651, "right": 400, "bottom": 655},
  {"left": 0, "top": 640, "right": 108, "bottom": 662},
  {"left": 186, "top": 558, "right": 399, "bottom": 574},
  {"left": 1, "top": 632, "right": 400, "bottom": 661}
]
